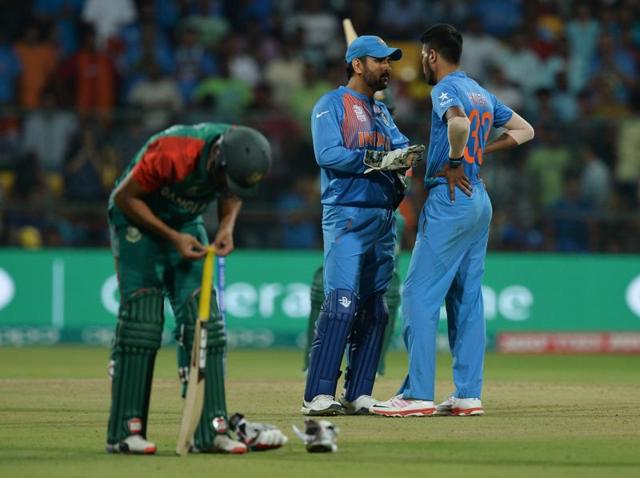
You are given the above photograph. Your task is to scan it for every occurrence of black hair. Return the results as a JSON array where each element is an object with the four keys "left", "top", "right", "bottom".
[
  {"left": 346, "top": 56, "right": 367, "bottom": 80},
  {"left": 420, "top": 24, "right": 463, "bottom": 64}
]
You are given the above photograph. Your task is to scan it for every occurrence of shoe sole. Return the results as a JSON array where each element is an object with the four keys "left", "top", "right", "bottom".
[
  {"left": 301, "top": 405, "right": 345, "bottom": 416},
  {"left": 105, "top": 444, "right": 157, "bottom": 454},
  {"left": 370, "top": 408, "right": 437, "bottom": 417},
  {"left": 452, "top": 408, "right": 484, "bottom": 416}
]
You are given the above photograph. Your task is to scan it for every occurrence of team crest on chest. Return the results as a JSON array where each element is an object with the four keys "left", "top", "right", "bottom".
[
  {"left": 352, "top": 104, "right": 368, "bottom": 122},
  {"left": 125, "top": 227, "right": 142, "bottom": 243}
]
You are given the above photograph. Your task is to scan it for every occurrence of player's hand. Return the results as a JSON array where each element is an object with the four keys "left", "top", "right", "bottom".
[
  {"left": 213, "top": 227, "right": 234, "bottom": 256},
  {"left": 435, "top": 163, "right": 472, "bottom": 202},
  {"left": 173, "top": 233, "right": 207, "bottom": 260}
]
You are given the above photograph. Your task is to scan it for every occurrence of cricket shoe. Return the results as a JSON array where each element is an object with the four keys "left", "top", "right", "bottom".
[
  {"left": 369, "top": 394, "right": 437, "bottom": 417},
  {"left": 191, "top": 434, "right": 248, "bottom": 454},
  {"left": 106, "top": 434, "right": 157, "bottom": 454},
  {"left": 301, "top": 394, "right": 345, "bottom": 416},
  {"left": 436, "top": 396, "right": 484, "bottom": 416},
  {"left": 340, "top": 394, "right": 378, "bottom": 415}
]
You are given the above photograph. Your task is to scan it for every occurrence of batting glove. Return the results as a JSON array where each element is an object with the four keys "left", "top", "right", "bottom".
[{"left": 229, "top": 413, "right": 288, "bottom": 451}]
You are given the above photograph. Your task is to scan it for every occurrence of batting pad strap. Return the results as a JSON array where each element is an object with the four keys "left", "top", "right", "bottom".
[
  {"left": 304, "top": 289, "right": 358, "bottom": 401},
  {"left": 344, "top": 293, "right": 389, "bottom": 401}
]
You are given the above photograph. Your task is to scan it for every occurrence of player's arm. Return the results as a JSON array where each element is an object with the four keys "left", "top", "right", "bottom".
[
  {"left": 435, "top": 106, "right": 472, "bottom": 201},
  {"left": 312, "top": 99, "right": 366, "bottom": 174},
  {"left": 484, "top": 112, "right": 534, "bottom": 155},
  {"left": 214, "top": 194, "right": 242, "bottom": 257},
  {"left": 113, "top": 173, "right": 206, "bottom": 260}
]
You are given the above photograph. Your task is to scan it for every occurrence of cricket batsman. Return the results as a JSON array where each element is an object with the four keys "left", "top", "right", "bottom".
[
  {"left": 105, "top": 123, "right": 287, "bottom": 453},
  {"left": 302, "top": 35, "right": 425, "bottom": 416}
]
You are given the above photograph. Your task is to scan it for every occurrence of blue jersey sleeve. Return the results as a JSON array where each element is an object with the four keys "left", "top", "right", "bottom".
[
  {"left": 311, "top": 94, "right": 366, "bottom": 174},
  {"left": 431, "top": 82, "right": 464, "bottom": 122},
  {"left": 491, "top": 93, "right": 513, "bottom": 128}
]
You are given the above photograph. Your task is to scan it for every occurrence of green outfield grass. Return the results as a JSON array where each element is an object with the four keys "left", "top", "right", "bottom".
[{"left": 1, "top": 347, "right": 639, "bottom": 478}]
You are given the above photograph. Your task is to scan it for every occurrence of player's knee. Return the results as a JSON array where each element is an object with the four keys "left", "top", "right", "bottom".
[
  {"left": 116, "top": 288, "right": 164, "bottom": 350},
  {"left": 322, "top": 289, "right": 358, "bottom": 318},
  {"left": 176, "top": 290, "right": 224, "bottom": 350}
]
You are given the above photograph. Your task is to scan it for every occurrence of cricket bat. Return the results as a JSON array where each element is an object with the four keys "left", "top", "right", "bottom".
[
  {"left": 176, "top": 246, "right": 215, "bottom": 456},
  {"left": 342, "top": 18, "right": 357, "bottom": 46}
]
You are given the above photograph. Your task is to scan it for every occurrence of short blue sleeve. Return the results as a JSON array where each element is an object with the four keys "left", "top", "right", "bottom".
[
  {"left": 431, "top": 82, "right": 464, "bottom": 122},
  {"left": 492, "top": 93, "right": 513, "bottom": 128}
]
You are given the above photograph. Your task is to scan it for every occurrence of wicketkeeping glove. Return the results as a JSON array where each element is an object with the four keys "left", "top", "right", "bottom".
[
  {"left": 363, "top": 144, "right": 425, "bottom": 174},
  {"left": 229, "top": 413, "right": 288, "bottom": 451}
]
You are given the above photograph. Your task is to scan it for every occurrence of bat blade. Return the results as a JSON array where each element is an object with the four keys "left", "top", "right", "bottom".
[
  {"left": 176, "top": 321, "right": 206, "bottom": 455},
  {"left": 342, "top": 18, "right": 357, "bottom": 45},
  {"left": 176, "top": 247, "right": 215, "bottom": 456}
]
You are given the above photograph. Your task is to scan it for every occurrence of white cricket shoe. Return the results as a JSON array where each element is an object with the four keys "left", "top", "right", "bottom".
[
  {"left": 436, "top": 396, "right": 484, "bottom": 416},
  {"left": 301, "top": 394, "right": 345, "bottom": 416},
  {"left": 369, "top": 394, "right": 437, "bottom": 417},
  {"left": 211, "top": 434, "right": 248, "bottom": 454},
  {"left": 340, "top": 394, "right": 378, "bottom": 415},
  {"left": 106, "top": 434, "right": 157, "bottom": 454}
]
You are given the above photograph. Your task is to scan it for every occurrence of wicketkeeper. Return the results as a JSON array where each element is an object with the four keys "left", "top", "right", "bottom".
[
  {"left": 302, "top": 210, "right": 405, "bottom": 377},
  {"left": 105, "top": 123, "right": 287, "bottom": 454}
]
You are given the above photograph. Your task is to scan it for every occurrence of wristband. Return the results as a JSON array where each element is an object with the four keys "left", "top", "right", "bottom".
[{"left": 449, "top": 156, "right": 463, "bottom": 168}]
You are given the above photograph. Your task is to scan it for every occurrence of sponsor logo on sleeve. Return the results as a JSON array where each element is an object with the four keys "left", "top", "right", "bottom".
[{"left": 438, "top": 91, "right": 454, "bottom": 107}]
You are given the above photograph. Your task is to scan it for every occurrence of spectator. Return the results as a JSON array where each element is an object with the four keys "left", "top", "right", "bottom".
[
  {"left": 0, "top": 32, "right": 21, "bottom": 105},
  {"left": 277, "top": 176, "right": 320, "bottom": 248},
  {"left": 263, "top": 40, "right": 305, "bottom": 109},
  {"left": 378, "top": 0, "right": 427, "bottom": 39},
  {"left": 14, "top": 22, "right": 58, "bottom": 109},
  {"left": 63, "top": 126, "right": 109, "bottom": 201},
  {"left": 61, "top": 25, "right": 117, "bottom": 117},
  {"left": 22, "top": 87, "right": 78, "bottom": 171},
  {"left": 546, "top": 173, "right": 594, "bottom": 252},
  {"left": 579, "top": 146, "right": 611, "bottom": 210},
  {"left": 174, "top": 26, "right": 217, "bottom": 103},
  {"left": 81, "top": 0, "right": 136, "bottom": 48},
  {"left": 460, "top": 17, "right": 504, "bottom": 84},
  {"left": 526, "top": 125, "right": 571, "bottom": 208},
  {"left": 127, "top": 60, "right": 183, "bottom": 133}
]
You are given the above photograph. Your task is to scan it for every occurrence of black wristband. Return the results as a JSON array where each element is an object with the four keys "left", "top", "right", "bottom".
[{"left": 449, "top": 156, "right": 463, "bottom": 168}]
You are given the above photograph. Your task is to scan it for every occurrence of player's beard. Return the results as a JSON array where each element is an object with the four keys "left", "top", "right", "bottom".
[
  {"left": 363, "top": 67, "right": 389, "bottom": 92},
  {"left": 424, "top": 61, "right": 436, "bottom": 86}
]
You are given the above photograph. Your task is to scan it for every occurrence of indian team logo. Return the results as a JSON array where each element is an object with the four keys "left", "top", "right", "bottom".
[
  {"left": 353, "top": 105, "right": 367, "bottom": 122},
  {"left": 125, "top": 226, "right": 142, "bottom": 243}
]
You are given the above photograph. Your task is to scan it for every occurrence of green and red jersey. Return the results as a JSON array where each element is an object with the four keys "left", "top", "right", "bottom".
[{"left": 108, "top": 123, "right": 233, "bottom": 228}]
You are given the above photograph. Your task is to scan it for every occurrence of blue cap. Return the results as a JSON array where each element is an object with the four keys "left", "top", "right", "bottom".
[{"left": 345, "top": 35, "right": 403, "bottom": 63}]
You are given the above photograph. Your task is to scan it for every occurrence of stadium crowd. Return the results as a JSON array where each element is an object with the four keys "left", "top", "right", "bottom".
[{"left": 0, "top": 0, "right": 638, "bottom": 252}]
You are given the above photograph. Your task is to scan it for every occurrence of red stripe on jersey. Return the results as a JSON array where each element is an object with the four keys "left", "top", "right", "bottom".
[
  {"left": 341, "top": 93, "right": 372, "bottom": 149},
  {"left": 132, "top": 136, "right": 206, "bottom": 192}
]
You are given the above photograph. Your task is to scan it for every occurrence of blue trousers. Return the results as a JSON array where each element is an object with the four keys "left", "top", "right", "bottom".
[
  {"left": 323, "top": 205, "right": 395, "bottom": 296},
  {"left": 303, "top": 205, "right": 395, "bottom": 401},
  {"left": 400, "top": 183, "right": 492, "bottom": 400}
]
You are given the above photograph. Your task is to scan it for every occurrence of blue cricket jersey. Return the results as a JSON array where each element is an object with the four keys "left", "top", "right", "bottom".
[
  {"left": 311, "top": 86, "right": 409, "bottom": 208},
  {"left": 425, "top": 71, "right": 513, "bottom": 189}
]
